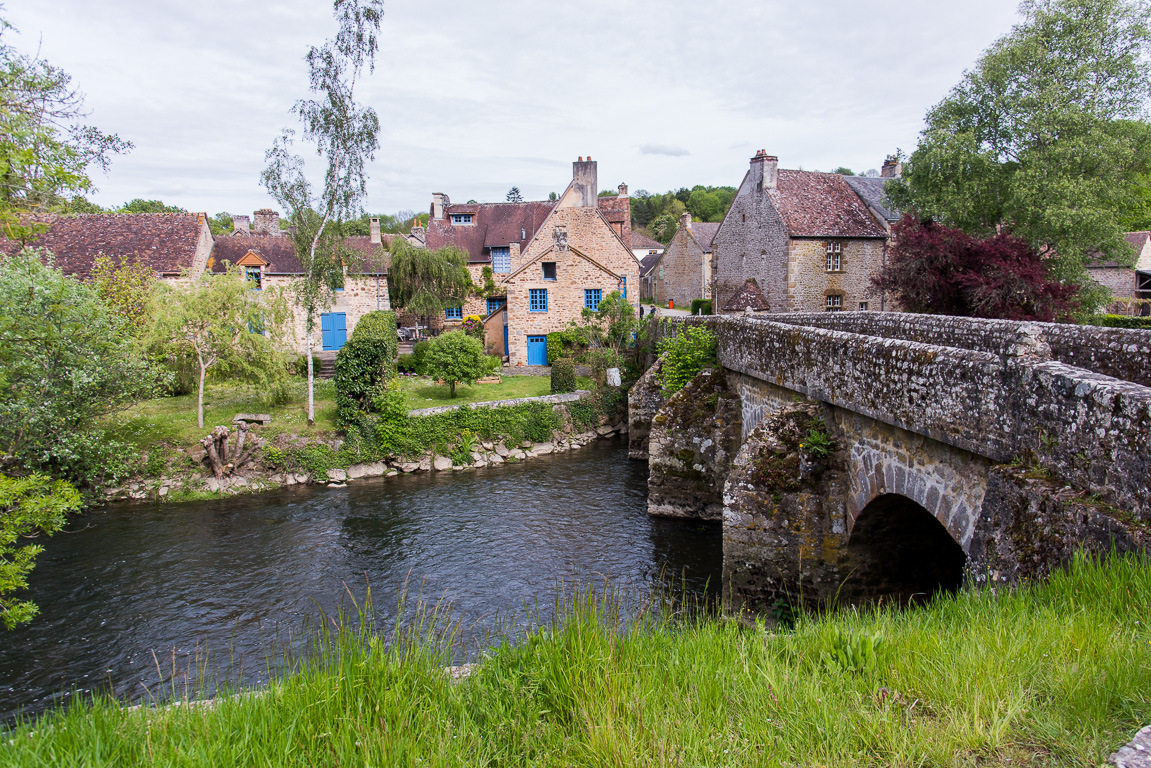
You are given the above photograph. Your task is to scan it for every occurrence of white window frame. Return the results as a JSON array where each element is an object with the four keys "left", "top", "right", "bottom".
[
  {"left": 450, "top": 213, "right": 474, "bottom": 225},
  {"left": 826, "top": 295, "right": 843, "bottom": 312},
  {"left": 825, "top": 241, "right": 842, "bottom": 272}
]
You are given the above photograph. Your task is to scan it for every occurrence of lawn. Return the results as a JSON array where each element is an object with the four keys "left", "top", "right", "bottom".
[
  {"left": 3, "top": 554, "right": 1148, "bottom": 766},
  {"left": 401, "top": 374, "right": 562, "bottom": 410}
]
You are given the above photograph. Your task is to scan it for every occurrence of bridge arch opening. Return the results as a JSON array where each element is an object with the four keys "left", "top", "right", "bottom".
[{"left": 843, "top": 493, "right": 966, "bottom": 606}]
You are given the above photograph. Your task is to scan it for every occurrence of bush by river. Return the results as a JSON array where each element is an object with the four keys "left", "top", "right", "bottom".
[{"left": 4, "top": 553, "right": 1148, "bottom": 766}]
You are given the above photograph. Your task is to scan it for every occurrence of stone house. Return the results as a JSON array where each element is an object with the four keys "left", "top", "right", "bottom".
[
  {"left": 649, "top": 213, "right": 720, "bottom": 309},
  {"left": 0, "top": 211, "right": 214, "bottom": 281},
  {"left": 712, "top": 151, "right": 890, "bottom": 314},
  {"left": 1088, "top": 231, "right": 1151, "bottom": 314},
  {"left": 210, "top": 216, "right": 389, "bottom": 353},
  {"left": 501, "top": 158, "right": 640, "bottom": 366}
]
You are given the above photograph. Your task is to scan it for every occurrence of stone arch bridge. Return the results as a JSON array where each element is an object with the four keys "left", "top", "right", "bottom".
[{"left": 628, "top": 312, "right": 1151, "bottom": 611}]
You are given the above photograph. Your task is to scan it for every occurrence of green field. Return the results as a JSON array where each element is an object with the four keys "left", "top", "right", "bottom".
[{"left": 4, "top": 554, "right": 1148, "bottom": 766}]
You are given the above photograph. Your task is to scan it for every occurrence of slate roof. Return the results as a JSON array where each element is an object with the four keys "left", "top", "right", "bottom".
[
  {"left": 770, "top": 170, "right": 889, "bottom": 238},
  {"left": 639, "top": 252, "right": 662, "bottom": 277},
  {"left": 209, "top": 233, "right": 388, "bottom": 275},
  {"left": 631, "top": 232, "right": 664, "bottom": 251},
  {"left": 0, "top": 212, "right": 207, "bottom": 280},
  {"left": 843, "top": 175, "right": 901, "bottom": 223},
  {"left": 426, "top": 201, "right": 555, "bottom": 263},
  {"left": 688, "top": 222, "right": 721, "bottom": 250},
  {"left": 722, "top": 278, "right": 771, "bottom": 312}
]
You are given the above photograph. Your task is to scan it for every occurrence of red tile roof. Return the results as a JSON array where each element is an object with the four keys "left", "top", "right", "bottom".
[
  {"left": 770, "top": 170, "right": 888, "bottom": 238},
  {"left": 209, "top": 233, "right": 388, "bottom": 275},
  {"left": 722, "top": 278, "right": 771, "bottom": 312},
  {"left": 1125, "top": 231, "right": 1150, "bottom": 250},
  {"left": 426, "top": 201, "right": 555, "bottom": 263},
  {"left": 596, "top": 194, "right": 632, "bottom": 250},
  {"left": 631, "top": 232, "right": 664, "bottom": 251},
  {"left": 0, "top": 212, "right": 207, "bottom": 280}
]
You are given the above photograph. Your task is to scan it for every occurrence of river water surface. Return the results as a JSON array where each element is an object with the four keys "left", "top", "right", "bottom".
[{"left": 0, "top": 440, "right": 721, "bottom": 723}]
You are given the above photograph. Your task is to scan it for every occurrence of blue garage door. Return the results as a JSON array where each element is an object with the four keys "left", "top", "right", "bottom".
[
  {"left": 321, "top": 313, "right": 347, "bottom": 351},
  {"left": 526, "top": 335, "right": 548, "bottom": 365}
]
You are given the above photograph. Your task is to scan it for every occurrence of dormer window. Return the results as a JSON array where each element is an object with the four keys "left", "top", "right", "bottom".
[
  {"left": 825, "top": 241, "right": 842, "bottom": 272},
  {"left": 542, "top": 262, "right": 557, "bottom": 281},
  {"left": 450, "top": 214, "right": 474, "bottom": 225}
]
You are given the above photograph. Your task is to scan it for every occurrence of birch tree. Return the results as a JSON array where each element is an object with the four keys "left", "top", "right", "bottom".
[{"left": 261, "top": 0, "right": 383, "bottom": 425}]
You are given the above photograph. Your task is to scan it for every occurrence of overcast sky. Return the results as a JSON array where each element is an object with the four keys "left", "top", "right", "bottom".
[{"left": 9, "top": 0, "right": 1022, "bottom": 218}]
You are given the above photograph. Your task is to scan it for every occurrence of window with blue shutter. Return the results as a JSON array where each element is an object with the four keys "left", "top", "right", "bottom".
[
  {"left": 620, "top": 276, "right": 627, "bottom": 298},
  {"left": 491, "top": 247, "right": 510, "bottom": 273},
  {"left": 445, "top": 306, "right": 463, "bottom": 320},
  {"left": 529, "top": 288, "right": 547, "bottom": 312},
  {"left": 584, "top": 288, "right": 602, "bottom": 311},
  {"left": 486, "top": 297, "right": 506, "bottom": 315}
]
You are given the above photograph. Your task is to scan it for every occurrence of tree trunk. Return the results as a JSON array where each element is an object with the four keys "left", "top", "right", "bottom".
[
  {"left": 306, "top": 336, "right": 315, "bottom": 426},
  {"left": 450, "top": 380, "right": 456, "bottom": 397},
  {"left": 202, "top": 434, "right": 225, "bottom": 478},
  {"left": 233, "top": 421, "right": 248, "bottom": 461},
  {"left": 197, "top": 362, "right": 207, "bottom": 429}
]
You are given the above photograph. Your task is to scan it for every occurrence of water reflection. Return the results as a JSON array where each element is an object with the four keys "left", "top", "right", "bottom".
[{"left": 0, "top": 439, "right": 720, "bottom": 724}]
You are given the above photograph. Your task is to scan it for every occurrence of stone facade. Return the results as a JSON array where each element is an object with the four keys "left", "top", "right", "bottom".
[
  {"left": 627, "top": 356, "right": 666, "bottom": 460},
  {"left": 646, "top": 368, "right": 742, "bottom": 520},
  {"left": 711, "top": 151, "right": 888, "bottom": 314},
  {"left": 651, "top": 214, "right": 718, "bottom": 308}
]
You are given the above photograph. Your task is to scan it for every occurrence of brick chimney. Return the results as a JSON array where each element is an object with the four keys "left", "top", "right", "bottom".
[
  {"left": 253, "top": 208, "right": 281, "bottom": 236},
  {"left": 573, "top": 156, "right": 597, "bottom": 207},
  {"left": 751, "top": 150, "right": 778, "bottom": 191},
  {"left": 232, "top": 214, "right": 250, "bottom": 234},
  {"left": 370, "top": 217, "right": 381, "bottom": 245},
  {"left": 679, "top": 211, "right": 692, "bottom": 231},
  {"left": 432, "top": 193, "right": 447, "bottom": 220},
  {"left": 881, "top": 155, "right": 902, "bottom": 178},
  {"left": 618, "top": 183, "right": 628, "bottom": 198}
]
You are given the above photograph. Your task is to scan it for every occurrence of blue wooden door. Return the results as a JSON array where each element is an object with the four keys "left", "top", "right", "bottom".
[
  {"left": 321, "top": 313, "right": 347, "bottom": 351},
  {"left": 526, "top": 335, "right": 547, "bottom": 365},
  {"left": 503, "top": 323, "right": 509, "bottom": 357}
]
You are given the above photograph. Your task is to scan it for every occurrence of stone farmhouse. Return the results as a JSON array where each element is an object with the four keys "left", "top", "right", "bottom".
[
  {"left": 1088, "top": 230, "right": 1151, "bottom": 314},
  {"left": 1, "top": 209, "right": 391, "bottom": 354},
  {"left": 0, "top": 212, "right": 214, "bottom": 281},
  {"left": 648, "top": 213, "right": 720, "bottom": 309},
  {"left": 712, "top": 151, "right": 891, "bottom": 314},
  {"left": 422, "top": 157, "right": 638, "bottom": 364}
]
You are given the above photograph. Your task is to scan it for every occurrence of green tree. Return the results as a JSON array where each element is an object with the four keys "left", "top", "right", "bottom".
[
  {"left": 0, "top": 17, "right": 131, "bottom": 232},
  {"left": 208, "top": 211, "right": 234, "bottom": 236},
  {"left": 261, "top": 0, "right": 384, "bottom": 425},
  {"left": 687, "top": 188, "right": 722, "bottom": 222},
  {"left": 506, "top": 186, "right": 523, "bottom": 202},
  {"left": 90, "top": 254, "right": 155, "bottom": 332},
  {"left": 143, "top": 266, "right": 293, "bottom": 429},
  {"left": 334, "top": 310, "right": 397, "bottom": 425},
  {"left": 887, "top": 0, "right": 1151, "bottom": 311},
  {"left": 0, "top": 249, "right": 156, "bottom": 483},
  {"left": 0, "top": 472, "right": 82, "bottom": 628},
  {"left": 423, "top": 330, "right": 486, "bottom": 397},
  {"left": 117, "top": 199, "right": 186, "bottom": 214},
  {"left": 387, "top": 239, "right": 473, "bottom": 322},
  {"left": 833, "top": 167, "right": 856, "bottom": 176}
]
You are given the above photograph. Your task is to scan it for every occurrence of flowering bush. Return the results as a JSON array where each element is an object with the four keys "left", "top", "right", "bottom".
[{"left": 460, "top": 315, "right": 484, "bottom": 339}]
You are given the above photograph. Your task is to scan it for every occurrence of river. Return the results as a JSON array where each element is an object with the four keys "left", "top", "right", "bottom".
[{"left": 0, "top": 439, "right": 721, "bottom": 724}]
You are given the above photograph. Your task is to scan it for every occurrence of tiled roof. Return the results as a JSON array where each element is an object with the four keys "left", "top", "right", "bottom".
[
  {"left": 631, "top": 232, "right": 665, "bottom": 251},
  {"left": 1125, "top": 231, "right": 1150, "bottom": 250},
  {"left": 209, "top": 233, "right": 388, "bottom": 275},
  {"left": 688, "top": 222, "right": 721, "bottom": 250},
  {"left": 843, "top": 176, "right": 901, "bottom": 223},
  {"left": 639, "top": 252, "right": 662, "bottom": 276},
  {"left": 596, "top": 194, "right": 632, "bottom": 250},
  {"left": 771, "top": 170, "right": 889, "bottom": 238},
  {"left": 0, "top": 212, "right": 207, "bottom": 280},
  {"left": 722, "top": 277, "right": 771, "bottom": 312},
  {"left": 426, "top": 201, "right": 555, "bottom": 263}
]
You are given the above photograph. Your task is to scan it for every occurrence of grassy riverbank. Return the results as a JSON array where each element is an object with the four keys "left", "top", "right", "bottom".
[{"left": 4, "top": 554, "right": 1148, "bottom": 766}]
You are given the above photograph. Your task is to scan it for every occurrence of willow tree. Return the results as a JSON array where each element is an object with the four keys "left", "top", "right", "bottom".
[
  {"left": 261, "top": 0, "right": 383, "bottom": 425},
  {"left": 387, "top": 240, "right": 473, "bottom": 328}
]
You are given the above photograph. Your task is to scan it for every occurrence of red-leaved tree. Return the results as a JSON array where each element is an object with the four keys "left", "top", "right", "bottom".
[{"left": 874, "top": 214, "right": 1078, "bottom": 321}]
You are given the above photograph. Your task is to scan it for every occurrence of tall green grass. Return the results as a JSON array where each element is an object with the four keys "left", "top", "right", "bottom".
[{"left": 4, "top": 553, "right": 1149, "bottom": 766}]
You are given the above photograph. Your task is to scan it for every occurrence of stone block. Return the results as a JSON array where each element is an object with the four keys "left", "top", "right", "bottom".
[
  {"left": 433, "top": 456, "right": 453, "bottom": 471},
  {"left": 328, "top": 468, "right": 347, "bottom": 482},
  {"left": 533, "top": 442, "right": 554, "bottom": 455}
]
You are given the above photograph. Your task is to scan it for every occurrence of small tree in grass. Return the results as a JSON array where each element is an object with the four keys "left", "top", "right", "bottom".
[
  {"left": 144, "top": 266, "right": 293, "bottom": 429},
  {"left": 423, "top": 330, "right": 486, "bottom": 397}
]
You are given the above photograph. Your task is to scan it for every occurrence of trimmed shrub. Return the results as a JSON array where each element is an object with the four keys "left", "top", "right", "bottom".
[
  {"left": 1083, "top": 314, "right": 1151, "bottom": 329},
  {"left": 422, "top": 331, "right": 487, "bottom": 397},
  {"left": 396, "top": 353, "right": 417, "bottom": 373},
  {"left": 334, "top": 311, "right": 398, "bottom": 425},
  {"left": 411, "top": 340, "right": 431, "bottom": 374},
  {"left": 690, "top": 299, "right": 713, "bottom": 315},
  {"left": 551, "top": 358, "right": 577, "bottom": 394}
]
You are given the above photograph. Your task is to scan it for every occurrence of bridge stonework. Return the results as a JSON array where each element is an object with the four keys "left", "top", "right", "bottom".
[{"left": 632, "top": 313, "right": 1151, "bottom": 613}]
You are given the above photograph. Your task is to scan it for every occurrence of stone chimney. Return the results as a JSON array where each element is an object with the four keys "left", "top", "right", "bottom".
[
  {"left": 409, "top": 223, "right": 426, "bottom": 245},
  {"left": 370, "top": 217, "right": 381, "bottom": 245},
  {"left": 573, "top": 156, "right": 598, "bottom": 207},
  {"left": 232, "top": 214, "right": 250, "bottom": 234},
  {"left": 432, "top": 193, "right": 447, "bottom": 220},
  {"left": 618, "top": 183, "right": 628, "bottom": 198},
  {"left": 679, "top": 211, "right": 692, "bottom": 231},
  {"left": 253, "top": 208, "right": 281, "bottom": 236},
  {"left": 750, "top": 149, "right": 778, "bottom": 191},
  {"left": 881, "top": 155, "right": 902, "bottom": 178}
]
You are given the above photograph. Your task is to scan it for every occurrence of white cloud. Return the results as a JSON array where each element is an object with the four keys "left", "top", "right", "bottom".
[{"left": 640, "top": 144, "right": 691, "bottom": 157}]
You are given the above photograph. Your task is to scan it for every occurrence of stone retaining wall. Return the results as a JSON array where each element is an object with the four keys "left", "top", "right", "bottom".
[{"left": 408, "top": 390, "right": 589, "bottom": 417}]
